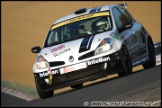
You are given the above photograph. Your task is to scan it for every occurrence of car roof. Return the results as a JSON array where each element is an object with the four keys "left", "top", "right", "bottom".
[{"left": 53, "top": 4, "right": 117, "bottom": 25}]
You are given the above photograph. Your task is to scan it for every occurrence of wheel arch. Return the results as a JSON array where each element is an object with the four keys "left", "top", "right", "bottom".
[{"left": 146, "top": 36, "right": 154, "bottom": 53}]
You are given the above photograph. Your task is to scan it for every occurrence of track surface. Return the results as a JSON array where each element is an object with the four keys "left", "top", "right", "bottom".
[
  {"left": 1, "top": 92, "right": 27, "bottom": 107},
  {"left": 6, "top": 65, "right": 160, "bottom": 107}
]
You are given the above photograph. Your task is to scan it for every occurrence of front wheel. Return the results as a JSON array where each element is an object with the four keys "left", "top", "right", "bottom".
[
  {"left": 118, "top": 46, "right": 132, "bottom": 77},
  {"left": 35, "top": 82, "right": 54, "bottom": 99},
  {"left": 142, "top": 38, "right": 156, "bottom": 69}
]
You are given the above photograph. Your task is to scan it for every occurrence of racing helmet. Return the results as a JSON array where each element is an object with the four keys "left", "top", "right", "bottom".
[{"left": 96, "top": 18, "right": 109, "bottom": 32}]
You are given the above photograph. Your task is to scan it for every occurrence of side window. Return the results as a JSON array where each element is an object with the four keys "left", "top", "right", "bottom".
[
  {"left": 112, "top": 7, "right": 124, "bottom": 29},
  {"left": 117, "top": 7, "right": 133, "bottom": 23},
  {"left": 47, "top": 30, "right": 59, "bottom": 45},
  {"left": 61, "top": 26, "right": 71, "bottom": 41}
]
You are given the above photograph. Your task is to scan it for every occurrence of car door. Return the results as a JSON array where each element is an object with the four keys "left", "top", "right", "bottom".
[
  {"left": 118, "top": 6, "right": 147, "bottom": 60},
  {"left": 112, "top": 6, "right": 140, "bottom": 61}
]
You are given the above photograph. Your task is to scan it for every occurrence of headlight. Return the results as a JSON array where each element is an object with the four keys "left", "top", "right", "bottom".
[
  {"left": 95, "top": 38, "right": 113, "bottom": 55},
  {"left": 36, "top": 55, "right": 49, "bottom": 69}
]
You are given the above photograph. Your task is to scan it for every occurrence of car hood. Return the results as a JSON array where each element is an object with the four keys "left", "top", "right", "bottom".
[{"left": 40, "top": 32, "right": 111, "bottom": 65}]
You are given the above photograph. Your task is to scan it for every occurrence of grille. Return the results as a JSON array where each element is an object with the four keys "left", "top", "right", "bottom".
[
  {"left": 53, "top": 63, "right": 104, "bottom": 83},
  {"left": 49, "top": 61, "right": 65, "bottom": 67}
]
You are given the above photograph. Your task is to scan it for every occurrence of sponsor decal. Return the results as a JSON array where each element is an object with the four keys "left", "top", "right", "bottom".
[
  {"left": 69, "top": 14, "right": 93, "bottom": 23},
  {"left": 79, "top": 35, "right": 94, "bottom": 53},
  {"left": 125, "top": 24, "right": 131, "bottom": 28},
  {"left": 50, "top": 12, "right": 110, "bottom": 30},
  {"left": 53, "top": 48, "right": 70, "bottom": 57},
  {"left": 51, "top": 44, "right": 65, "bottom": 53},
  {"left": 115, "top": 53, "right": 120, "bottom": 60},
  {"left": 113, "top": 34, "right": 119, "bottom": 40},
  {"left": 87, "top": 56, "right": 110, "bottom": 65},
  {"left": 39, "top": 70, "right": 59, "bottom": 78},
  {"left": 60, "top": 62, "right": 87, "bottom": 74}
]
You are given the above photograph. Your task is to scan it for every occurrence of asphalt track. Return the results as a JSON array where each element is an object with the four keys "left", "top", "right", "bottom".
[
  {"left": 2, "top": 65, "right": 160, "bottom": 107},
  {"left": 1, "top": 92, "right": 27, "bottom": 106}
]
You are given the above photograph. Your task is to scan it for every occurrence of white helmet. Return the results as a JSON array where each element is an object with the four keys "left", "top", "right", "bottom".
[{"left": 96, "top": 19, "right": 109, "bottom": 32}]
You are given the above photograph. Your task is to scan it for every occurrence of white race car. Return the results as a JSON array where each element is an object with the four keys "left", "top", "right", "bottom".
[{"left": 31, "top": 3, "right": 156, "bottom": 99}]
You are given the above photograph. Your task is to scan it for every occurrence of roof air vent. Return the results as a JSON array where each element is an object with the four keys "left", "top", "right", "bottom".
[
  {"left": 74, "top": 8, "right": 87, "bottom": 14},
  {"left": 118, "top": 2, "right": 128, "bottom": 8}
]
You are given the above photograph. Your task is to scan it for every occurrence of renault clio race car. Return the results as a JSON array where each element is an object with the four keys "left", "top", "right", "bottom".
[{"left": 31, "top": 3, "right": 156, "bottom": 99}]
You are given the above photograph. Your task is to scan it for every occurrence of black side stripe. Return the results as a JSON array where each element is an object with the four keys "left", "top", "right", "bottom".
[
  {"left": 87, "top": 36, "right": 94, "bottom": 50},
  {"left": 79, "top": 35, "right": 94, "bottom": 53},
  {"left": 89, "top": 7, "right": 98, "bottom": 13},
  {"left": 89, "top": 6, "right": 102, "bottom": 13},
  {"left": 97, "top": 7, "right": 102, "bottom": 12}
]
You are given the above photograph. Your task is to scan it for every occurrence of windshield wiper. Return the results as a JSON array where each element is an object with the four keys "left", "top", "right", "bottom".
[
  {"left": 47, "top": 41, "right": 61, "bottom": 47},
  {"left": 64, "top": 33, "right": 93, "bottom": 42},
  {"left": 46, "top": 33, "right": 96, "bottom": 47},
  {"left": 74, "top": 33, "right": 95, "bottom": 37}
]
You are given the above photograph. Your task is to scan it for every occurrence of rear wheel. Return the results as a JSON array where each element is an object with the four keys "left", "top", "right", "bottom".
[
  {"left": 71, "top": 83, "right": 83, "bottom": 89},
  {"left": 142, "top": 38, "right": 156, "bottom": 69},
  {"left": 35, "top": 82, "right": 54, "bottom": 99},
  {"left": 118, "top": 46, "right": 132, "bottom": 77}
]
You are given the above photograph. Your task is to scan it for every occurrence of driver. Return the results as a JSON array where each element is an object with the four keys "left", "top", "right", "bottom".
[{"left": 95, "top": 18, "right": 109, "bottom": 32}]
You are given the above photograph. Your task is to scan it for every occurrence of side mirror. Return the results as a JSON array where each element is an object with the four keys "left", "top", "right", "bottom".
[{"left": 31, "top": 46, "right": 41, "bottom": 53}]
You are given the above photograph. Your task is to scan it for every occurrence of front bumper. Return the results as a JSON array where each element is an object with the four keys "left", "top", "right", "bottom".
[{"left": 34, "top": 51, "right": 123, "bottom": 92}]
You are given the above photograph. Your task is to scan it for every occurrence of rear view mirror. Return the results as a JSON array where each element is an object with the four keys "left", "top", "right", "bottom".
[{"left": 31, "top": 46, "right": 41, "bottom": 53}]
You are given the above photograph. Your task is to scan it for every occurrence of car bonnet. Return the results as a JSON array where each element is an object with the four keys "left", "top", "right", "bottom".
[{"left": 39, "top": 32, "right": 111, "bottom": 65}]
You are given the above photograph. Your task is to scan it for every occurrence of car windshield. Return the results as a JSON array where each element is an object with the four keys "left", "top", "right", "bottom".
[{"left": 44, "top": 11, "right": 112, "bottom": 47}]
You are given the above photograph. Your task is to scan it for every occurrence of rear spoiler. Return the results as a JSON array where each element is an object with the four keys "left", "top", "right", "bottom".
[{"left": 118, "top": 2, "right": 127, "bottom": 8}]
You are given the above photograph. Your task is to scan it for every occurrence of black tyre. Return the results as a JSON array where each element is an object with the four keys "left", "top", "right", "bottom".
[
  {"left": 71, "top": 83, "right": 83, "bottom": 89},
  {"left": 142, "top": 38, "right": 156, "bottom": 69},
  {"left": 35, "top": 82, "right": 53, "bottom": 99},
  {"left": 118, "top": 46, "right": 132, "bottom": 77}
]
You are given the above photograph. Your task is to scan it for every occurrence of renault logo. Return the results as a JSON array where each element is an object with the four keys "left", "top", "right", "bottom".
[{"left": 69, "top": 56, "right": 74, "bottom": 62}]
